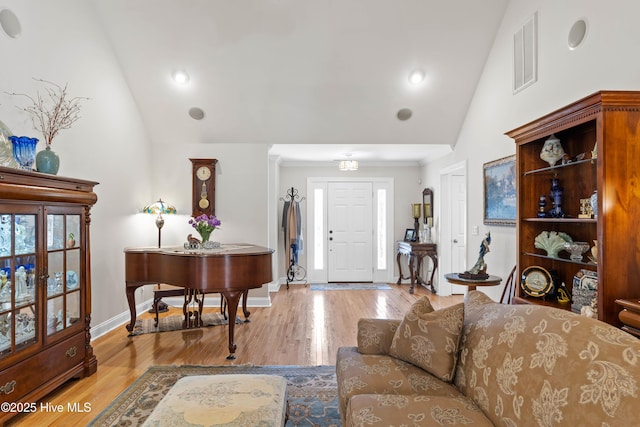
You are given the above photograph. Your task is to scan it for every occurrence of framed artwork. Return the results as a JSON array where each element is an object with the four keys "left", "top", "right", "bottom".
[
  {"left": 483, "top": 155, "right": 516, "bottom": 226},
  {"left": 404, "top": 229, "right": 416, "bottom": 242}
]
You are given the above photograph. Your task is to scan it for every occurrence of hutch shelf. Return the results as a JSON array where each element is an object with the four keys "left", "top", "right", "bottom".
[
  {"left": 0, "top": 166, "right": 98, "bottom": 424},
  {"left": 506, "top": 91, "right": 640, "bottom": 327}
]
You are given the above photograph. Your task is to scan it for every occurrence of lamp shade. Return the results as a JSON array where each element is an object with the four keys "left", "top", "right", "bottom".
[
  {"left": 143, "top": 199, "right": 176, "bottom": 216},
  {"left": 143, "top": 199, "right": 176, "bottom": 248}
]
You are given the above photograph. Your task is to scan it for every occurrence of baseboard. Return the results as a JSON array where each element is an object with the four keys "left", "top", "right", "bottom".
[
  {"left": 91, "top": 298, "right": 152, "bottom": 340},
  {"left": 276, "top": 276, "right": 307, "bottom": 288}
]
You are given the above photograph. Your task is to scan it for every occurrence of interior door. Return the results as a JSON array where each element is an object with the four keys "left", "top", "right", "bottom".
[
  {"left": 327, "top": 182, "right": 373, "bottom": 282},
  {"left": 450, "top": 173, "right": 467, "bottom": 293}
]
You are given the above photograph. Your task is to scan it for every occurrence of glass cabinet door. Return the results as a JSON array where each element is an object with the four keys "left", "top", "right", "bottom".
[
  {"left": 46, "top": 213, "right": 82, "bottom": 336},
  {"left": 0, "top": 212, "right": 38, "bottom": 357}
]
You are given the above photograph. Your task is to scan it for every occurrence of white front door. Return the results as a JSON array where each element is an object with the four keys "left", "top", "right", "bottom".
[{"left": 327, "top": 182, "right": 373, "bottom": 282}]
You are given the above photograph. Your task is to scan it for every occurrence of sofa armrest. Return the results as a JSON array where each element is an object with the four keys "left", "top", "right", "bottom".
[{"left": 357, "top": 318, "right": 400, "bottom": 355}]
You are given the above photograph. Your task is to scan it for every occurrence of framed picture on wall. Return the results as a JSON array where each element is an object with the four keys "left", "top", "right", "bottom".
[{"left": 483, "top": 155, "right": 516, "bottom": 226}]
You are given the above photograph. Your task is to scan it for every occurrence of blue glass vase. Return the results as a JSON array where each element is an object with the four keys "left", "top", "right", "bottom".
[{"left": 9, "top": 136, "right": 38, "bottom": 171}]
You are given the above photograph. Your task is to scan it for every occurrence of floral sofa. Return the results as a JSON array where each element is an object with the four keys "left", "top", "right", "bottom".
[{"left": 336, "top": 290, "right": 640, "bottom": 426}]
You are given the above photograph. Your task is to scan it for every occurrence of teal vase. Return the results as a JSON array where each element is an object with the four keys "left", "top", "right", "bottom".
[{"left": 36, "top": 146, "right": 60, "bottom": 174}]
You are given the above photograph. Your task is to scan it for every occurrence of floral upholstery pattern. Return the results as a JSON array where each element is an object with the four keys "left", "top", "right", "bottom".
[
  {"left": 346, "top": 394, "right": 494, "bottom": 427},
  {"left": 337, "top": 347, "right": 465, "bottom": 425},
  {"left": 336, "top": 291, "right": 640, "bottom": 426},
  {"left": 390, "top": 298, "right": 464, "bottom": 382},
  {"left": 455, "top": 291, "right": 640, "bottom": 426}
]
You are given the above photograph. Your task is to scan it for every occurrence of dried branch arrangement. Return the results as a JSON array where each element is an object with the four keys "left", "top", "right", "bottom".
[{"left": 6, "top": 78, "right": 89, "bottom": 147}]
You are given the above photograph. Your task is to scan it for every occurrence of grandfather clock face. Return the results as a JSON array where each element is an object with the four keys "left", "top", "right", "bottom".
[{"left": 190, "top": 158, "right": 217, "bottom": 217}]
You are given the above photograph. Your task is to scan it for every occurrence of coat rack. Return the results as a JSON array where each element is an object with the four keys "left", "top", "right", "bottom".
[
  {"left": 280, "top": 187, "right": 306, "bottom": 287},
  {"left": 279, "top": 187, "right": 305, "bottom": 203}
]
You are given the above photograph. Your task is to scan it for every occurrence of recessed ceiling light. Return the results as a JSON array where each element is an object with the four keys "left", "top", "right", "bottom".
[
  {"left": 172, "top": 70, "right": 190, "bottom": 85},
  {"left": 408, "top": 69, "right": 425, "bottom": 85}
]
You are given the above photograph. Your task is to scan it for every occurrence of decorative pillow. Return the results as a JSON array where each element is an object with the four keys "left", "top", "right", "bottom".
[{"left": 389, "top": 298, "right": 464, "bottom": 382}]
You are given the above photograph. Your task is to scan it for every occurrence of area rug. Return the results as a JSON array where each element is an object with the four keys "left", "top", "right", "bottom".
[
  {"left": 128, "top": 313, "right": 241, "bottom": 336},
  {"left": 310, "top": 282, "right": 392, "bottom": 291},
  {"left": 88, "top": 365, "right": 340, "bottom": 427}
]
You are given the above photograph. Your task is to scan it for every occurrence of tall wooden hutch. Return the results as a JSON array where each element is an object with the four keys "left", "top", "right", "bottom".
[
  {"left": 507, "top": 91, "right": 640, "bottom": 326},
  {"left": 0, "top": 167, "right": 97, "bottom": 424}
]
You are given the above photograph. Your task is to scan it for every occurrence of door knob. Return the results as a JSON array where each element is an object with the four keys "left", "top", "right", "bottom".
[{"left": 453, "top": 239, "right": 458, "bottom": 243}]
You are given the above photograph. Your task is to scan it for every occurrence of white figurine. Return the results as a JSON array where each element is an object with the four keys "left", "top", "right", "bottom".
[{"left": 15, "top": 266, "right": 28, "bottom": 299}]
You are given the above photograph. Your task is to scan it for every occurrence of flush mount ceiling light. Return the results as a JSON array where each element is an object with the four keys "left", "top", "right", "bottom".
[
  {"left": 339, "top": 154, "right": 358, "bottom": 171},
  {"left": 408, "top": 69, "right": 425, "bottom": 85},
  {"left": 172, "top": 70, "right": 190, "bottom": 85}
]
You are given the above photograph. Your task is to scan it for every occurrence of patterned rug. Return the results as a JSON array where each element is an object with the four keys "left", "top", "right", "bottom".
[
  {"left": 128, "top": 313, "right": 241, "bottom": 336},
  {"left": 88, "top": 365, "right": 341, "bottom": 426},
  {"left": 309, "top": 282, "right": 392, "bottom": 291}
]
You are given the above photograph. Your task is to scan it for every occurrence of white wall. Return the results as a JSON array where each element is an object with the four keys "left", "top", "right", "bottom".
[
  {"left": 148, "top": 143, "right": 273, "bottom": 302},
  {"left": 4, "top": 0, "right": 640, "bottom": 327},
  {"left": 423, "top": 0, "right": 640, "bottom": 300},
  {"left": 0, "top": 0, "right": 154, "bottom": 325}
]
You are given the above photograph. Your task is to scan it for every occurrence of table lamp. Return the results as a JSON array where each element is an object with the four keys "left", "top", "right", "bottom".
[
  {"left": 143, "top": 198, "right": 177, "bottom": 248},
  {"left": 143, "top": 198, "right": 176, "bottom": 314}
]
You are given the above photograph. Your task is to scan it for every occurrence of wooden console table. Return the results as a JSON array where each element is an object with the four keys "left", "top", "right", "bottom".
[
  {"left": 396, "top": 241, "right": 438, "bottom": 294},
  {"left": 615, "top": 299, "right": 640, "bottom": 337}
]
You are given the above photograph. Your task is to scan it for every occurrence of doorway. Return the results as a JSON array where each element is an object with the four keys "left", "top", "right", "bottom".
[
  {"left": 439, "top": 161, "right": 468, "bottom": 295},
  {"left": 306, "top": 177, "right": 394, "bottom": 284}
]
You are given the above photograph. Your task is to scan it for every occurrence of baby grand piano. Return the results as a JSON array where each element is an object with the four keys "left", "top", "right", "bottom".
[{"left": 124, "top": 244, "right": 273, "bottom": 359}]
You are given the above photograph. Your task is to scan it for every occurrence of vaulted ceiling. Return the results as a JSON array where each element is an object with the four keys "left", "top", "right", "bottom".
[{"left": 92, "top": 0, "right": 508, "bottom": 164}]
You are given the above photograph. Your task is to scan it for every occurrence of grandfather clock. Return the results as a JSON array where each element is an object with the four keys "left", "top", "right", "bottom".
[{"left": 190, "top": 158, "right": 217, "bottom": 217}]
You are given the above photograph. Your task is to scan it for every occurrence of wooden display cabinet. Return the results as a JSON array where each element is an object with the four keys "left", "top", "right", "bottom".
[
  {"left": 506, "top": 91, "right": 640, "bottom": 326},
  {"left": 0, "top": 167, "right": 98, "bottom": 424}
]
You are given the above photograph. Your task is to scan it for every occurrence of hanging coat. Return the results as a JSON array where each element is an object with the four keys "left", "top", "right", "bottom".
[{"left": 282, "top": 200, "right": 302, "bottom": 270}]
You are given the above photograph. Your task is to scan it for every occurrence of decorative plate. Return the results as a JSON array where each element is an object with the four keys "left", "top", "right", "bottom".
[{"left": 521, "top": 266, "right": 554, "bottom": 297}]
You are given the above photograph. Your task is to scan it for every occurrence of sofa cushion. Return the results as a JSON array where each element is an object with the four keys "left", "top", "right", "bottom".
[
  {"left": 336, "top": 346, "right": 461, "bottom": 421},
  {"left": 346, "top": 394, "right": 494, "bottom": 427},
  {"left": 389, "top": 298, "right": 464, "bottom": 382}
]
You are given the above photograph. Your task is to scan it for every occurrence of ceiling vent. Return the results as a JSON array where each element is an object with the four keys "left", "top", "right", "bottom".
[{"left": 513, "top": 12, "right": 537, "bottom": 94}]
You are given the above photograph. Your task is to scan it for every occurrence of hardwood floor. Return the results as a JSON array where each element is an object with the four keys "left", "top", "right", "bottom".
[{"left": 6, "top": 283, "right": 462, "bottom": 426}]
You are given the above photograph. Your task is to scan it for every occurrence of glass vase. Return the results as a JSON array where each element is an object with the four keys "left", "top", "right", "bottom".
[
  {"left": 549, "top": 178, "right": 564, "bottom": 218},
  {"left": 36, "top": 146, "right": 60, "bottom": 175},
  {"left": 9, "top": 136, "right": 38, "bottom": 171},
  {"left": 198, "top": 230, "right": 212, "bottom": 243}
]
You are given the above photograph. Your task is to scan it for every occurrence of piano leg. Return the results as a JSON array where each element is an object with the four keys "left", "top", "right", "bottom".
[
  {"left": 125, "top": 284, "right": 140, "bottom": 333},
  {"left": 241, "top": 290, "right": 251, "bottom": 322},
  {"left": 221, "top": 290, "right": 244, "bottom": 359}
]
